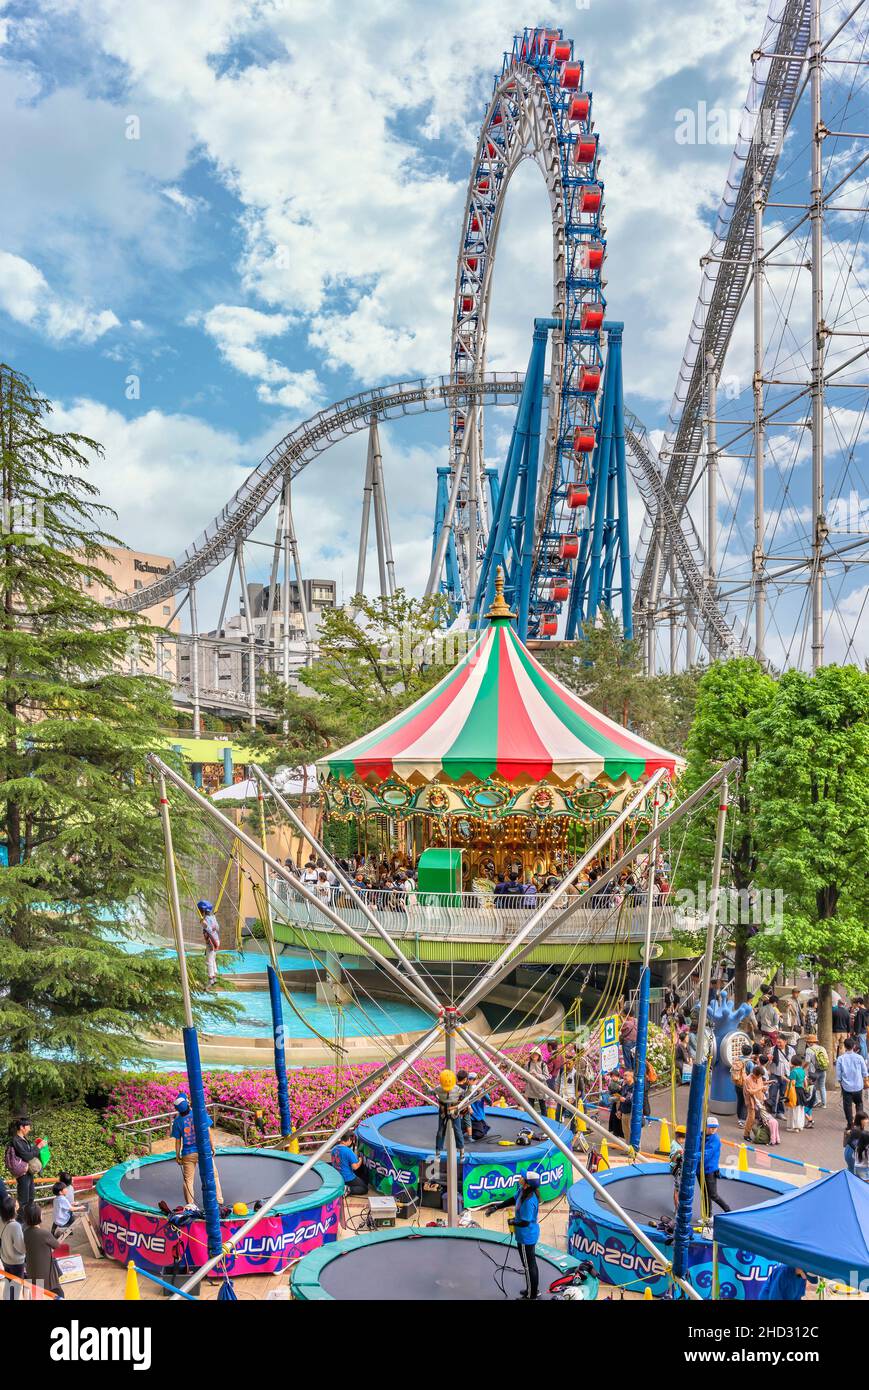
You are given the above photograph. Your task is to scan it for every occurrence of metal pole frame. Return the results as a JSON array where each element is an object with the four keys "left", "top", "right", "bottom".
[
  {"left": 456, "top": 1025, "right": 702, "bottom": 1301},
  {"left": 629, "top": 790, "right": 662, "bottom": 1149},
  {"left": 249, "top": 763, "right": 441, "bottom": 1011},
  {"left": 458, "top": 769, "right": 667, "bottom": 1016},
  {"left": 173, "top": 1024, "right": 442, "bottom": 1296},
  {"left": 673, "top": 776, "right": 730, "bottom": 1280},
  {"left": 147, "top": 755, "right": 441, "bottom": 1017}
]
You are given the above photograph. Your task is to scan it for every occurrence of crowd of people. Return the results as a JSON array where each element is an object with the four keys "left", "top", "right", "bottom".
[
  {"left": 277, "top": 849, "right": 673, "bottom": 914},
  {"left": 1, "top": 1117, "right": 84, "bottom": 1300}
]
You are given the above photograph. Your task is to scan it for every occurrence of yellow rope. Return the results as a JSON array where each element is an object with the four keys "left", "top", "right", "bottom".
[{"left": 251, "top": 879, "right": 345, "bottom": 1057}]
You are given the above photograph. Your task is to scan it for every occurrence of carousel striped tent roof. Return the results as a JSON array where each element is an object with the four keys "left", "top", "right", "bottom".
[{"left": 317, "top": 614, "right": 681, "bottom": 789}]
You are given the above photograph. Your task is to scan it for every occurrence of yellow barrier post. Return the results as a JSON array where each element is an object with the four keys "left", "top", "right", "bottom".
[
  {"left": 657, "top": 1119, "right": 671, "bottom": 1154},
  {"left": 125, "top": 1262, "right": 141, "bottom": 1301}
]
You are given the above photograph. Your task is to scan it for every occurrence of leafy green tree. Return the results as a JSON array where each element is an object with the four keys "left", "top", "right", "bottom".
[
  {"left": 254, "top": 681, "right": 353, "bottom": 807},
  {"left": 0, "top": 365, "right": 228, "bottom": 1112},
  {"left": 538, "top": 611, "right": 701, "bottom": 751},
  {"left": 299, "top": 589, "right": 454, "bottom": 738},
  {"left": 672, "top": 659, "right": 777, "bottom": 1002},
  {"left": 754, "top": 664, "right": 869, "bottom": 1068}
]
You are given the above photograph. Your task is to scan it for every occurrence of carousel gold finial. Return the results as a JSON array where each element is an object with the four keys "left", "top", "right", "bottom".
[{"left": 485, "top": 565, "right": 517, "bottom": 622}]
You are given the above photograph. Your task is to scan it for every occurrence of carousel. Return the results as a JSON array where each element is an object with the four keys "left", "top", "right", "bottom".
[{"left": 317, "top": 573, "right": 681, "bottom": 890}]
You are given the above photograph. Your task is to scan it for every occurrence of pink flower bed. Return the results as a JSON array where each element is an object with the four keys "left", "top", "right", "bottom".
[{"left": 105, "top": 1053, "right": 525, "bottom": 1139}]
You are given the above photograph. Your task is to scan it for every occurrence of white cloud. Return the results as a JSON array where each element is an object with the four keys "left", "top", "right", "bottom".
[
  {"left": 0, "top": 250, "right": 120, "bottom": 344},
  {"left": 190, "top": 303, "right": 322, "bottom": 409},
  {"left": 161, "top": 186, "right": 207, "bottom": 218}
]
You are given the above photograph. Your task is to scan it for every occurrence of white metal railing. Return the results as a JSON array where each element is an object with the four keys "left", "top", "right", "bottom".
[{"left": 267, "top": 878, "right": 684, "bottom": 944}]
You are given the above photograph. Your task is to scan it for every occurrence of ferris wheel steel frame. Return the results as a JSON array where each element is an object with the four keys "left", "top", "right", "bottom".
[{"left": 444, "top": 26, "right": 631, "bottom": 640}]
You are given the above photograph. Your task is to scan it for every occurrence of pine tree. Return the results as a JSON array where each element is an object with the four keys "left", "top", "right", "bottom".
[{"left": 0, "top": 365, "right": 229, "bottom": 1111}]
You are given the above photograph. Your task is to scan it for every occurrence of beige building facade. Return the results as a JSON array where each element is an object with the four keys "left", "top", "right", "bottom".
[{"left": 87, "top": 546, "right": 180, "bottom": 680}]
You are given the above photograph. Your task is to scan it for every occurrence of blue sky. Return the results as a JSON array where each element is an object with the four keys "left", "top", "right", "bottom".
[{"left": 2, "top": 0, "right": 866, "bottom": 664}]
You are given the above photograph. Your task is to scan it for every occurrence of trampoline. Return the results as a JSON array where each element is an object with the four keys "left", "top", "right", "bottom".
[
  {"left": 357, "top": 1105, "right": 573, "bottom": 1209},
  {"left": 567, "top": 1162, "right": 795, "bottom": 1300},
  {"left": 291, "top": 1227, "right": 582, "bottom": 1301},
  {"left": 97, "top": 1147, "right": 344, "bottom": 1277}
]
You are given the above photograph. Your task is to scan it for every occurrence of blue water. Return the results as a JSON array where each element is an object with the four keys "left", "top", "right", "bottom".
[
  {"left": 107, "top": 933, "right": 430, "bottom": 1041},
  {"left": 201, "top": 989, "right": 430, "bottom": 1040}
]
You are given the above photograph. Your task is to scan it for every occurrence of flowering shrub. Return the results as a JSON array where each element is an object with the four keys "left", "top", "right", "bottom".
[{"left": 105, "top": 1052, "right": 527, "bottom": 1141}]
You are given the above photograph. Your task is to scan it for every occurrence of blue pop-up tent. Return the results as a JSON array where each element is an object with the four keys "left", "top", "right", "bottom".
[{"left": 714, "top": 1170, "right": 869, "bottom": 1286}]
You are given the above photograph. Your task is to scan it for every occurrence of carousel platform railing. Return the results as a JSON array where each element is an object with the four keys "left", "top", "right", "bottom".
[{"left": 266, "top": 878, "right": 687, "bottom": 943}]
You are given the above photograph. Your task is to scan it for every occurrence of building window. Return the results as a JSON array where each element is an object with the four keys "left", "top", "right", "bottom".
[
  {"left": 163, "top": 605, "right": 171, "bottom": 615},
  {"left": 134, "top": 580, "right": 143, "bottom": 590}
]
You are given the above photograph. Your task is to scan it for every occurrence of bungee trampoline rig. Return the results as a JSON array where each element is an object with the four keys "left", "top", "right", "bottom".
[{"left": 141, "top": 721, "right": 739, "bottom": 1300}]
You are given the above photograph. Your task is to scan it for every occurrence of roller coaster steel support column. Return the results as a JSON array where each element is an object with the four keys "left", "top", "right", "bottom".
[
  {"left": 431, "top": 468, "right": 461, "bottom": 606},
  {"left": 565, "top": 322, "right": 631, "bottom": 640},
  {"left": 235, "top": 542, "right": 256, "bottom": 730},
  {"left": 281, "top": 479, "right": 291, "bottom": 683},
  {"left": 371, "top": 417, "right": 396, "bottom": 598},
  {"left": 705, "top": 352, "right": 719, "bottom": 661},
  {"left": 188, "top": 582, "right": 201, "bottom": 737},
  {"left": 473, "top": 319, "right": 550, "bottom": 635},
  {"left": 809, "top": 0, "right": 826, "bottom": 671},
  {"left": 355, "top": 428, "right": 375, "bottom": 600}
]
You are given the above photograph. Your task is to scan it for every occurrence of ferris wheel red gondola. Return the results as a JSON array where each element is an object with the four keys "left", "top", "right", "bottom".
[{"left": 448, "top": 27, "right": 608, "bottom": 633}]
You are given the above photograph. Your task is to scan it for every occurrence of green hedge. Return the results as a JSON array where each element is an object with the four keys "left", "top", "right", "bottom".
[{"left": 23, "top": 1103, "right": 136, "bottom": 1178}]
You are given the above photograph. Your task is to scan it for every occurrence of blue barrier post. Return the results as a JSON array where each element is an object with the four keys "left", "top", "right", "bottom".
[
  {"left": 182, "top": 1026, "right": 223, "bottom": 1260},
  {"left": 267, "top": 964, "right": 293, "bottom": 1140}
]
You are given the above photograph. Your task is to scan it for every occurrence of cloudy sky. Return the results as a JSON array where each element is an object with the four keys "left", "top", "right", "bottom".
[{"left": 2, "top": 0, "right": 866, "bottom": 663}]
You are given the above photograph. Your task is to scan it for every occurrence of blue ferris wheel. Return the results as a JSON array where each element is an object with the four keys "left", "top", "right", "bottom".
[{"left": 435, "top": 25, "right": 632, "bottom": 642}]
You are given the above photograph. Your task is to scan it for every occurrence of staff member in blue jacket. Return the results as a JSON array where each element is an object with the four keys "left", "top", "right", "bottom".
[
  {"left": 698, "top": 1115, "right": 731, "bottom": 1213},
  {"left": 485, "top": 1171, "right": 542, "bottom": 1300},
  {"left": 331, "top": 1135, "right": 369, "bottom": 1195},
  {"left": 467, "top": 1072, "right": 492, "bottom": 1142}
]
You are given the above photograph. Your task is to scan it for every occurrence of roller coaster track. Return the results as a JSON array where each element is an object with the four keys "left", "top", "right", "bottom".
[
  {"left": 112, "top": 373, "right": 525, "bottom": 612},
  {"left": 633, "top": 0, "right": 812, "bottom": 634},
  {"left": 113, "top": 363, "right": 743, "bottom": 653},
  {"left": 625, "top": 411, "right": 746, "bottom": 656}
]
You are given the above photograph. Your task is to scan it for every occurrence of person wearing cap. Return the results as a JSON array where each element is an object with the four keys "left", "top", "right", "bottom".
[
  {"left": 171, "top": 1093, "right": 223, "bottom": 1208},
  {"left": 698, "top": 1115, "right": 731, "bottom": 1213},
  {"left": 485, "top": 1172, "right": 542, "bottom": 1300},
  {"left": 434, "top": 1070, "right": 465, "bottom": 1161},
  {"left": 466, "top": 1073, "right": 492, "bottom": 1142},
  {"left": 197, "top": 900, "right": 221, "bottom": 987}
]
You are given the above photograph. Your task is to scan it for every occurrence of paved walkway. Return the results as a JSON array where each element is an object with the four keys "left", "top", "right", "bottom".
[{"left": 644, "top": 1076, "right": 848, "bottom": 1178}]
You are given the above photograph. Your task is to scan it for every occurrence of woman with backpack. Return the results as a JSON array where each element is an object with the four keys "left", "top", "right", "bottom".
[
  {"left": 784, "top": 1059, "right": 812, "bottom": 1131},
  {"left": 743, "top": 1066, "right": 781, "bottom": 1146},
  {"left": 5, "top": 1119, "right": 43, "bottom": 1211},
  {"left": 730, "top": 1044, "right": 752, "bottom": 1124},
  {"left": 804, "top": 1035, "right": 828, "bottom": 1108}
]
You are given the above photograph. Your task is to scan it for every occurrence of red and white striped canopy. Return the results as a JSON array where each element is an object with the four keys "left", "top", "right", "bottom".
[{"left": 318, "top": 616, "right": 681, "bottom": 789}]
